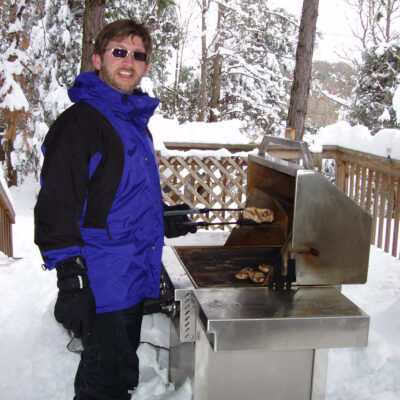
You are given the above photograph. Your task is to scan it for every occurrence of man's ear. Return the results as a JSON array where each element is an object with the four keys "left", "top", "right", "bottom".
[
  {"left": 144, "top": 64, "right": 150, "bottom": 76},
  {"left": 92, "top": 54, "right": 101, "bottom": 71}
]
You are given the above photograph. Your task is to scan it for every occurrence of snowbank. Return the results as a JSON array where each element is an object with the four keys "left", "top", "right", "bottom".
[
  {"left": 308, "top": 121, "right": 400, "bottom": 160},
  {"left": 0, "top": 178, "right": 399, "bottom": 399},
  {"left": 149, "top": 115, "right": 400, "bottom": 162}
]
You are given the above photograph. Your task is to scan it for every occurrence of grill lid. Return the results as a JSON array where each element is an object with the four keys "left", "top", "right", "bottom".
[
  {"left": 292, "top": 170, "right": 371, "bottom": 284},
  {"left": 236, "top": 140, "right": 372, "bottom": 285}
]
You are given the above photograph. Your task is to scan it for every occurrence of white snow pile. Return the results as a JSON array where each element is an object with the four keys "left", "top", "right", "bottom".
[
  {"left": 0, "top": 173, "right": 399, "bottom": 399},
  {"left": 308, "top": 121, "right": 400, "bottom": 160},
  {"left": 150, "top": 115, "right": 249, "bottom": 146},
  {"left": 149, "top": 115, "right": 257, "bottom": 160},
  {"left": 149, "top": 115, "right": 400, "bottom": 162}
]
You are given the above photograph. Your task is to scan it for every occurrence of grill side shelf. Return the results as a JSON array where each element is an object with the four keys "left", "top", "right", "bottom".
[{"left": 193, "top": 287, "right": 370, "bottom": 352}]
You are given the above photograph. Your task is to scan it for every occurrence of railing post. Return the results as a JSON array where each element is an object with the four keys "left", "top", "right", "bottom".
[{"left": 335, "top": 156, "right": 346, "bottom": 193}]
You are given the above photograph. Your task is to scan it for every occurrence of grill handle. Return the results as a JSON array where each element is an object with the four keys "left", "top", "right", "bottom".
[{"left": 258, "top": 136, "right": 314, "bottom": 170}]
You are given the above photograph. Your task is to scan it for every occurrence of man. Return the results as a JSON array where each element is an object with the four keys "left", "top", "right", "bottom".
[{"left": 34, "top": 19, "right": 195, "bottom": 400}]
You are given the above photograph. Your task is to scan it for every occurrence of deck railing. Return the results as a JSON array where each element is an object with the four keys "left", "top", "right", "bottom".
[
  {"left": 157, "top": 141, "right": 400, "bottom": 259},
  {"left": 314, "top": 145, "right": 400, "bottom": 259},
  {"left": 0, "top": 180, "right": 15, "bottom": 257}
]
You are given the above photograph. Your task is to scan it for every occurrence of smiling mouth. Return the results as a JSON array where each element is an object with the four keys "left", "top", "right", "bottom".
[{"left": 118, "top": 70, "right": 135, "bottom": 78}]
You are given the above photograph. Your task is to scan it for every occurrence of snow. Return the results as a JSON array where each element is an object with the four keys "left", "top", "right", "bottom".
[
  {"left": 0, "top": 168, "right": 399, "bottom": 399},
  {"left": 150, "top": 115, "right": 248, "bottom": 145},
  {"left": 327, "top": 246, "right": 400, "bottom": 399},
  {"left": 150, "top": 101, "right": 400, "bottom": 163},
  {"left": 150, "top": 116, "right": 400, "bottom": 162},
  {"left": 0, "top": 51, "right": 30, "bottom": 112},
  {"left": 303, "top": 121, "right": 400, "bottom": 161},
  {"left": 0, "top": 176, "right": 192, "bottom": 400},
  {"left": 269, "top": 0, "right": 360, "bottom": 63}
]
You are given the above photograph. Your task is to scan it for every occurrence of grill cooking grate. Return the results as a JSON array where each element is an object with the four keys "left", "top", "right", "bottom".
[{"left": 174, "top": 246, "right": 281, "bottom": 288}]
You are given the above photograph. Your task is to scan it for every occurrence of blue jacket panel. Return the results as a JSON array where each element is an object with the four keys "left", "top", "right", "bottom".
[{"left": 34, "top": 72, "right": 163, "bottom": 313}]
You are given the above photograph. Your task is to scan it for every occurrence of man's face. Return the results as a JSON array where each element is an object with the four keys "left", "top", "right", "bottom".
[{"left": 92, "top": 35, "right": 150, "bottom": 94}]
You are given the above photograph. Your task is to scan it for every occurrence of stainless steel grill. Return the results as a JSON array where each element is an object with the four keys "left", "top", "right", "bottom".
[{"left": 161, "top": 137, "right": 372, "bottom": 400}]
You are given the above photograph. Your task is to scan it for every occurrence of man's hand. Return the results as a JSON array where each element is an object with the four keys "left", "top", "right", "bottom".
[
  {"left": 54, "top": 256, "right": 96, "bottom": 338},
  {"left": 163, "top": 204, "right": 197, "bottom": 239}
]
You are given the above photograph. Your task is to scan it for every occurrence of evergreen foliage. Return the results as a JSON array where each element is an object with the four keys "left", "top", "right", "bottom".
[
  {"left": 32, "top": 0, "right": 84, "bottom": 125},
  {"left": 6, "top": 0, "right": 389, "bottom": 187},
  {"left": 347, "top": 42, "right": 400, "bottom": 133},
  {"left": 216, "top": 1, "right": 297, "bottom": 138},
  {"left": 0, "top": 0, "right": 299, "bottom": 184},
  {"left": 0, "top": 0, "right": 44, "bottom": 185}
]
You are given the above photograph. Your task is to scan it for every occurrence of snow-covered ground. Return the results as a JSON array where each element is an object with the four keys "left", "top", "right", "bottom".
[{"left": 0, "top": 172, "right": 399, "bottom": 399}]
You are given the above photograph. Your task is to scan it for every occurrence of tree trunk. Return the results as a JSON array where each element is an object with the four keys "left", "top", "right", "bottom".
[
  {"left": 286, "top": 0, "right": 319, "bottom": 140},
  {"left": 209, "top": 2, "right": 226, "bottom": 123},
  {"left": 80, "top": 0, "right": 106, "bottom": 72},
  {"left": 172, "top": 50, "right": 179, "bottom": 114},
  {"left": 198, "top": 0, "right": 208, "bottom": 122}
]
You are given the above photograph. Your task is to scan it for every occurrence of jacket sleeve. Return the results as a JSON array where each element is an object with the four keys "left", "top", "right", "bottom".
[{"left": 34, "top": 105, "right": 91, "bottom": 269}]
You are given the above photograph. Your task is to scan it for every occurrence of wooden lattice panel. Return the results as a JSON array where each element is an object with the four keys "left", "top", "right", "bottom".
[{"left": 158, "top": 155, "right": 248, "bottom": 229}]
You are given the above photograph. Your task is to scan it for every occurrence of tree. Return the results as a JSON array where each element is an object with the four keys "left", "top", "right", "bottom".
[
  {"left": 347, "top": 41, "right": 400, "bottom": 133},
  {"left": 0, "top": 1, "right": 42, "bottom": 185},
  {"left": 286, "top": 0, "right": 319, "bottom": 140},
  {"left": 156, "top": 0, "right": 200, "bottom": 122},
  {"left": 0, "top": 0, "right": 181, "bottom": 185},
  {"left": 198, "top": 0, "right": 210, "bottom": 121},
  {"left": 342, "top": 1, "right": 400, "bottom": 132},
  {"left": 306, "top": 61, "right": 356, "bottom": 133},
  {"left": 31, "top": 0, "right": 84, "bottom": 125},
  {"left": 209, "top": 1, "right": 227, "bottom": 122},
  {"left": 349, "top": 0, "right": 400, "bottom": 50},
  {"left": 341, "top": 0, "right": 400, "bottom": 65},
  {"left": 0, "top": 0, "right": 85, "bottom": 185},
  {"left": 80, "top": 0, "right": 106, "bottom": 72},
  {"left": 218, "top": 0, "right": 297, "bottom": 138},
  {"left": 170, "top": 1, "right": 197, "bottom": 117}
]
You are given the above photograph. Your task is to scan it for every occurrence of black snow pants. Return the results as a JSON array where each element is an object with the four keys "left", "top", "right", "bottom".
[{"left": 73, "top": 301, "right": 143, "bottom": 400}]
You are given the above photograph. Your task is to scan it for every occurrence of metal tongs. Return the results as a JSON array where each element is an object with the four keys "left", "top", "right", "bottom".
[
  {"left": 163, "top": 207, "right": 269, "bottom": 228},
  {"left": 163, "top": 207, "right": 244, "bottom": 216},
  {"left": 183, "top": 220, "right": 261, "bottom": 227},
  {"left": 164, "top": 207, "right": 247, "bottom": 227}
]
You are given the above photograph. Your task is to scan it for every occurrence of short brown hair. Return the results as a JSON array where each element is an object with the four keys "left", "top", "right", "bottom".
[{"left": 93, "top": 19, "right": 152, "bottom": 64}]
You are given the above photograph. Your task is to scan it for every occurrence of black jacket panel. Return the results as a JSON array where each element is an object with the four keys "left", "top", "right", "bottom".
[{"left": 34, "top": 102, "right": 124, "bottom": 252}]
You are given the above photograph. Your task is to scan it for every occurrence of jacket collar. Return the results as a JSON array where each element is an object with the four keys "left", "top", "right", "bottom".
[{"left": 68, "top": 72, "right": 159, "bottom": 122}]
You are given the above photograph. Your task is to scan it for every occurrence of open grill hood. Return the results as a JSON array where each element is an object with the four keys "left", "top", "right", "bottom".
[{"left": 223, "top": 152, "right": 372, "bottom": 285}]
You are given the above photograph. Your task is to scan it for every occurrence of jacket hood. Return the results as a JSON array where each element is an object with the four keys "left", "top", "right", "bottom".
[{"left": 68, "top": 72, "right": 160, "bottom": 122}]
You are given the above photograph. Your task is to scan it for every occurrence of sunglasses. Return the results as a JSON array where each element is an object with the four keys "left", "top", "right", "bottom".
[{"left": 105, "top": 48, "right": 148, "bottom": 62}]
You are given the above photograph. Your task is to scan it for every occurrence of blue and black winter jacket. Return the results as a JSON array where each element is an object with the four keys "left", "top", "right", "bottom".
[{"left": 34, "top": 72, "right": 164, "bottom": 313}]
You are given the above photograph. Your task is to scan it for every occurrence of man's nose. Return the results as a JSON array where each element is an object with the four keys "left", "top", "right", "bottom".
[{"left": 122, "top": 54, "right": 135, "bottom": 65}]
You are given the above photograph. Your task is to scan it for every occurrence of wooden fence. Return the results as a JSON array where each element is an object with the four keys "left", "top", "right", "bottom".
[
  {"left": 158, "top": 141, "right": 400, "bottom": 259},
  {"left": 0, "top": 180, "right": 15, "bottom": 257}
]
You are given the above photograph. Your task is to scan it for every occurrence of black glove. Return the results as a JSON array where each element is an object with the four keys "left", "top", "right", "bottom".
[
  {"left": 163, "top": 203, "right": 197, "bottom": 239},
  {"left": 54, "top": 256, "right": 96, "bottom": 338}
]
